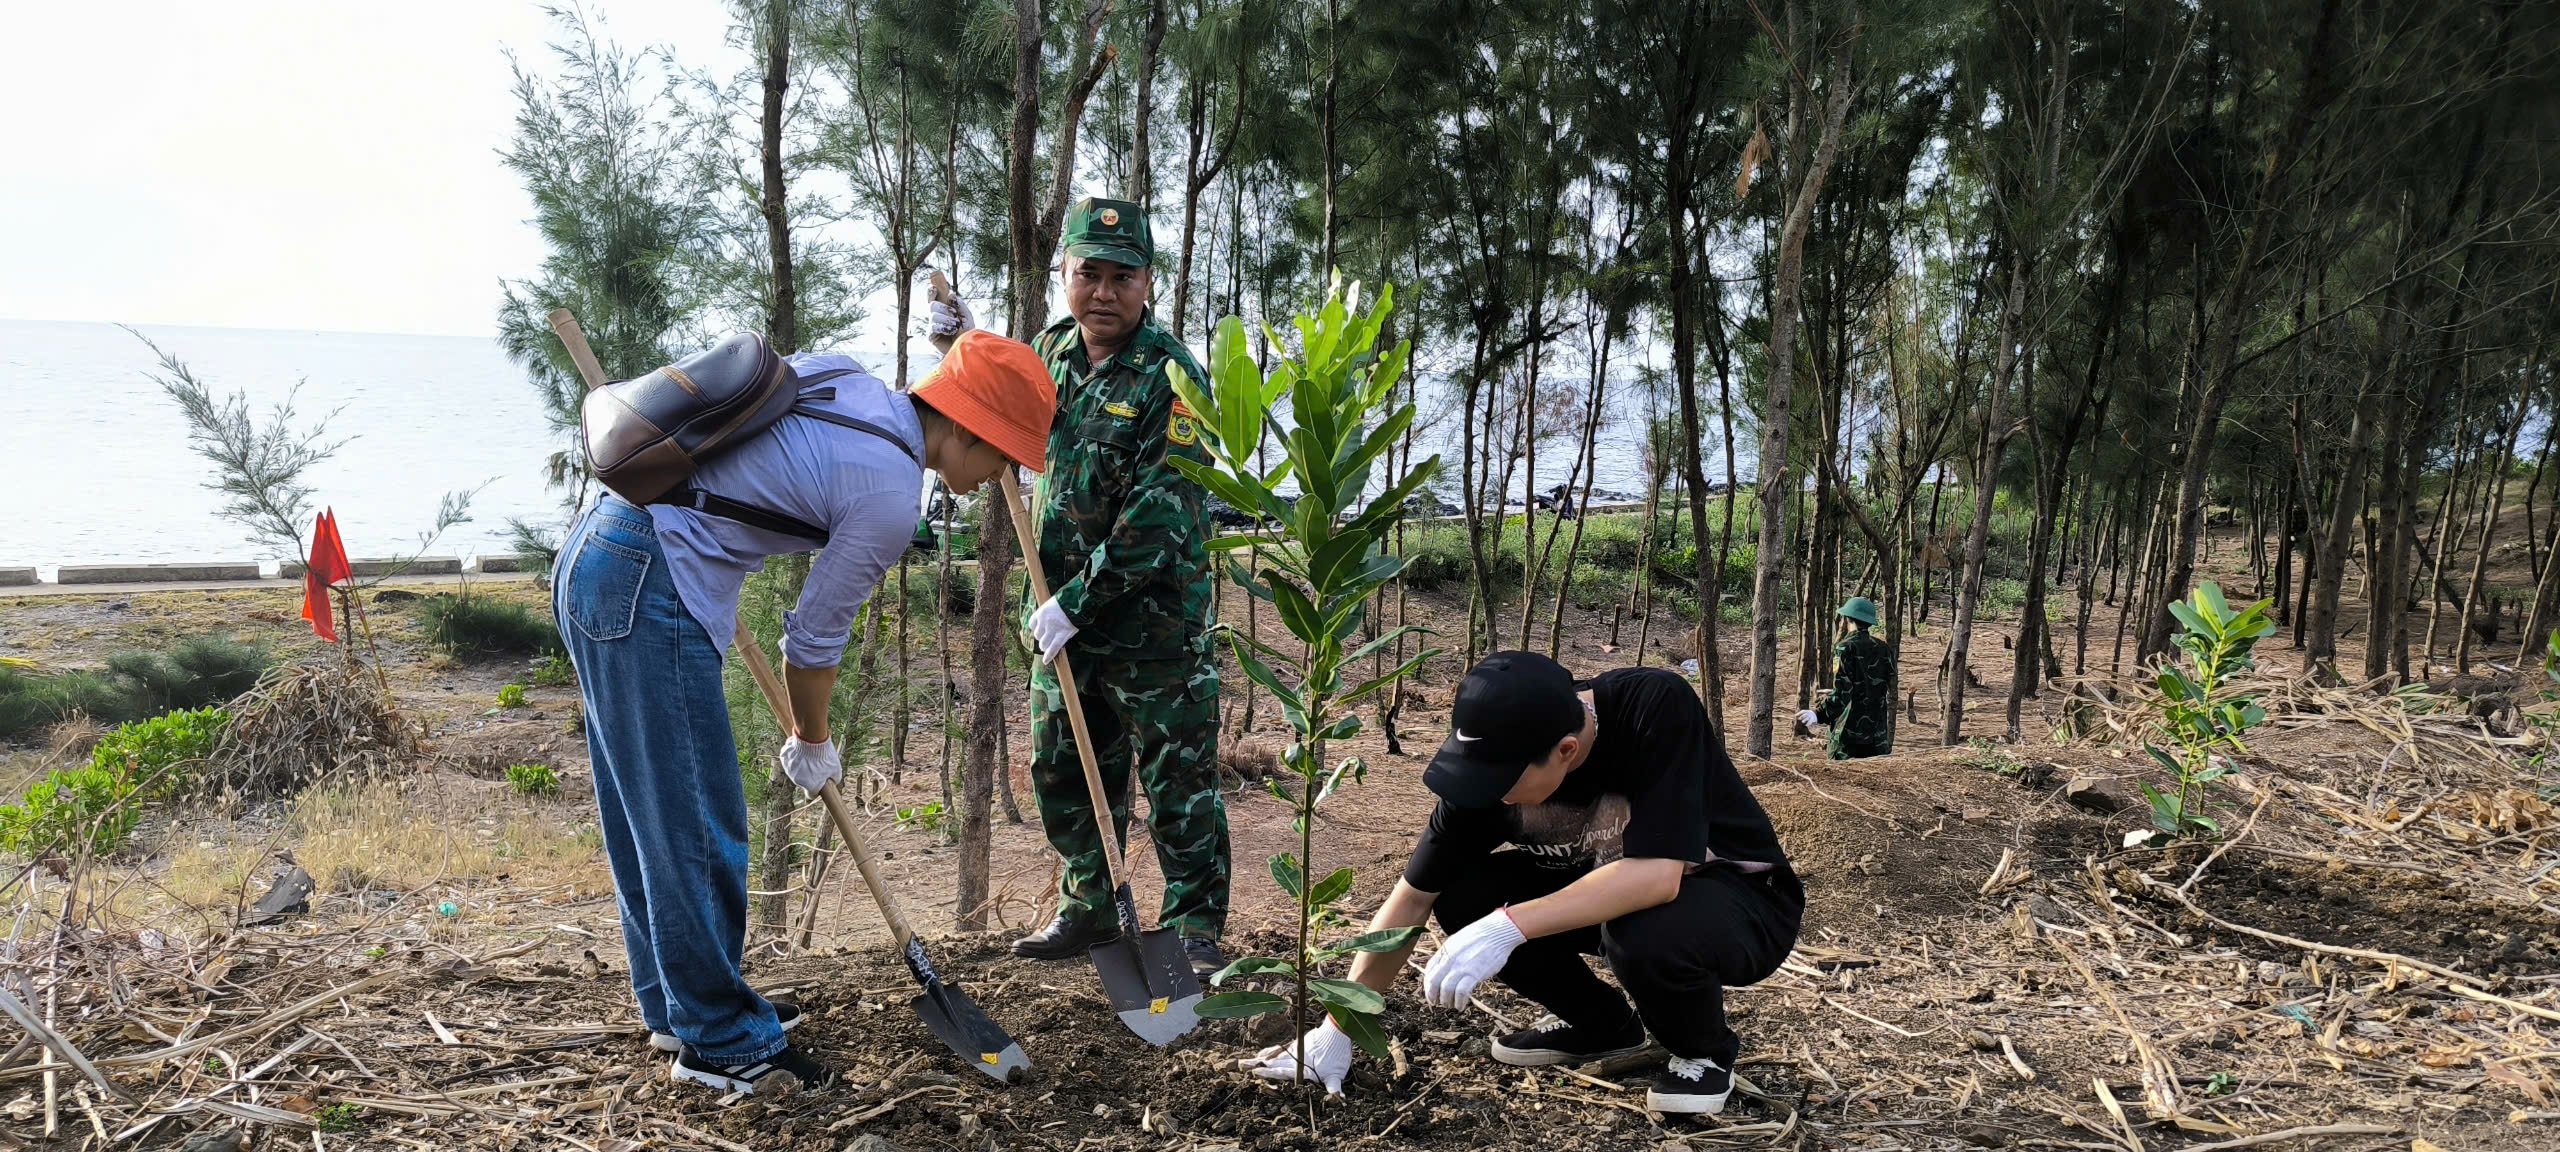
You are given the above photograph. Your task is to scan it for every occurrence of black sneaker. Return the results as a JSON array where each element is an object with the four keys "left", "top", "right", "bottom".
[
  {"left": 669, "top": 1043, "right": 830, "bottom": 1096},
  {"left": 1489, "top": 1015, "right": 1649, "bottom": 1067},
  {"left": 651, "top": 1001, "right": 801, "bottom": 1054},
  {"left": 1181, "top": 936, "right": 1227, "bottom": 978},
  {"left": 1647, "top": 1056, "right": 1733, "bottom": 1114},
  {"left": 1011, "top": 913, "right": 1121, "bottom": 960}
]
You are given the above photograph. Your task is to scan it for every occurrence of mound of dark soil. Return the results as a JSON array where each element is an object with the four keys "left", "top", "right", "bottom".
[
  {"left": 677, "top": 936, "right": 1791, "bottom": 1151},
  {"left": 2177, "top": 855, "right": 2560, "bottom": 976}
]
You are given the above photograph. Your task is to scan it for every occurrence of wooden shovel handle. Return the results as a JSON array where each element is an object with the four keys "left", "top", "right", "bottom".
[
  {"left": 548, "top": 309, "right": 914, "bottom": 948},
  {"left": 732, "top": 622, "right": 916, "bottom": 947},
  {"left": 993, "top": 468, "right": 1131, "bottom": 888}
]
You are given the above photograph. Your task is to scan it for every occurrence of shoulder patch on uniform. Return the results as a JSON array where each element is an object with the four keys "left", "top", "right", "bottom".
[
  {"left": 1167, "top": 402, "right": 1200, "bottom": 446},
  {"left": 1104, "top": 400, "right": 1139, "bottom": 419}
]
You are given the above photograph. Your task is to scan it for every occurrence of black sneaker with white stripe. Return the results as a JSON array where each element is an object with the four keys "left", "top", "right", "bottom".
[
  {"left": 650, "top": 1002, "right": 802, "bottom": 1054},
  {"left": 1489, "top": 1015, "right": 1649, "bottom": 1067},
  {"left": 1647, "top": 1055, "right": 1733, "bottom": 1114},
  {"left": 670, "top": 1042, "right": 830, "bottom": 1096}
]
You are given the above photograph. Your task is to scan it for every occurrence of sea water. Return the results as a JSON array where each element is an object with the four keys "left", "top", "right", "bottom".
[{"left": 0, "top": 317, "right": 1707, "bottom": 574}]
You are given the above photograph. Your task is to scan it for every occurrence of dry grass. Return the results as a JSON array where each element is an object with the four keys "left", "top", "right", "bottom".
[{"left": 287, "top": 776, "right": 602, "bottom": 896}]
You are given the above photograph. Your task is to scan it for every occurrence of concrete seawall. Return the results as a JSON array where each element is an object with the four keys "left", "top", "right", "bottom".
[{"left": 6, "top": 555, "right": 531, "bottom": 593}]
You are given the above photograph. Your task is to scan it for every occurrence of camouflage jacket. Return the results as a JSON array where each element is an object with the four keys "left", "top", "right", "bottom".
[
  {"left": 1814, "top": 628, "right": 1895, "bottom": 757},
  {"left": 1030, "top": 312, "right": 1214, "bottom": 660}
]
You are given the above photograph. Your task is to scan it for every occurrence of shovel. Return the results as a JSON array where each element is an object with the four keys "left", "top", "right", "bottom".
[
  {"left": 730, "top": 625, "right": 1029, "bottom": 1081},
  {"left": 993, "top": 467, "right": 1203, "bottom": 1046},
  {"left": 545, "top": 309, "right": 1027, "bottom": 1082}
]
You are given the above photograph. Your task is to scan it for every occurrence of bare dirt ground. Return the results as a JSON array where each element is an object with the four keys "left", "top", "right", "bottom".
[{"left": 4, "top": 527, "right": 2559, "bottom": 1151}]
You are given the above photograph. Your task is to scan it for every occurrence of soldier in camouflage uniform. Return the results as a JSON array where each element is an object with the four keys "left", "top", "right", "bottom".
[
  {"left": 1009, "top": 197, "right": 1229, "bottom": 975},
  {"left": 1800, "top": 597, "right": 1894, "bottom": 759}
]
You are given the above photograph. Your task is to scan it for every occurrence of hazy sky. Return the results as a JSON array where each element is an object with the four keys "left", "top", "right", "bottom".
[{"left": 0, "top": 2, "right": 746, "bottom": 338}]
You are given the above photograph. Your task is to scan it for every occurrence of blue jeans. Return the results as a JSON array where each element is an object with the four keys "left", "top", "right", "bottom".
[{"left": 554, "top": 497, "right": 784, "bottom": 1064}]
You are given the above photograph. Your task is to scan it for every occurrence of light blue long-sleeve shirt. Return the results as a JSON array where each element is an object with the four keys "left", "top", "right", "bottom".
[{"left": 646, "top": 353, "right": 922, "bottom": 669}]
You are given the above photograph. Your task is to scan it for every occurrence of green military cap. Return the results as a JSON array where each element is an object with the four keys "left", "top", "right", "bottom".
[
  {"left": 1837, "top": 596, "right": 1879, "bottom": 626},
  {"left": 1062, "top": 196, "right": 1152, "bottom": 267}
]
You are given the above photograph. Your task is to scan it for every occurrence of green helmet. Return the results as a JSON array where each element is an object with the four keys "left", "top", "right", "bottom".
[{"left": 1837, "top": 596, "right": 1879, "bottom": 626}]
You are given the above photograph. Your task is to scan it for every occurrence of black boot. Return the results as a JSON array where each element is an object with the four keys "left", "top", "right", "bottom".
[{"left": 1012, "top": 913, "right": 1121, "bottom": 960}]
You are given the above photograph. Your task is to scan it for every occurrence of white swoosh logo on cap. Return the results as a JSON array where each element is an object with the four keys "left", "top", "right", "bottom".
[{"left": 1453, "top": 730, "right": 1483, "bottom": 742}]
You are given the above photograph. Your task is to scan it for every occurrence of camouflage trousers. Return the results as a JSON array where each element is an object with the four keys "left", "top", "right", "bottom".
[{"left": 1028, "top": 655, "right": 1227, "bottom": 938}]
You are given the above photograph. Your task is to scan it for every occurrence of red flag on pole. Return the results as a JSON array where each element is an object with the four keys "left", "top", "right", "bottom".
[
  {"left": 311, "top": 510, "right": 352, "bottom": 584},
  {"left": 300, "top": 509, "right": 353, "bottom": 641}
]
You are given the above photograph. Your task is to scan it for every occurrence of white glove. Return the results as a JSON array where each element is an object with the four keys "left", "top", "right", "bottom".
[
  {"left": 1244, "top": 1019, "right": 1353, "bottom": 1096},
  {"left": 1797, "top": 709, "right": 1823, "bottom": 729},
  {"left": 1025, "top": 596, "right": 1078, "bottom": 664},
  {"left": 780, "top": 736, "right": 841, "bottom": 792},
  {"left": 1421, "top": 909, "right": 1525, "bottom": 1010},
  {"left": 927, "top": 295, "right": 974, "bottom": 338}
]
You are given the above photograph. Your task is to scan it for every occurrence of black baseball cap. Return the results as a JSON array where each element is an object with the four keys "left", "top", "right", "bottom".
[{"left": 1423, "top": 651, "right": 1587, "bottom": 808}]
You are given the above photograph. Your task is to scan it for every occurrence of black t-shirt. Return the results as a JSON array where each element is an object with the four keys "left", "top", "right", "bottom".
[{"left": 1403, "top": 667, "right": 1788, "bottom": 892}]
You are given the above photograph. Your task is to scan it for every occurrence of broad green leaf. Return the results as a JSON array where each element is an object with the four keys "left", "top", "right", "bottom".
[
  {"left": 1270, "top": 852, "right": 1304, "bottom": 897},
  {"left": 1228, "top": 643, "right": 1305, "bottom": 715},
  {"left": 1331, "top": 1006, "right": 1394, "bottom": 1060},
  {"left": 1329, "top": 925, "right": 1423, "bottom": 954},
  {"left": 1345, "top": 624, "right": 1434, "bottom": 667},
  {"left": 1348, "top": 456, "right": 1442, "bottom": 536},
  {"left": 1196, "top": 990, "right": 1288, "bottom": 1019},
  {"left": 1223, "top": 558, "right": 1274, "bottom": 601},
  {"left": 1313, "top": 755, "right": 1366, "bottom": 806},
  {"left": 1211, "top": 956, "right": 1298, "bottom": 986},
  {"left": 1345, "top": 649, "right": 1440, "bottom": 705},
  {"left": 1307, "top": 977, "right": 1385, "bottom": 1016},
  {"left": 1268, "top": 577, "right": 1323, "bottom": 645},
  {"left": 2197, "top": 582, "right": 2231, "bottom": 623},
  {"left": 1307, "top": 867, "right": 1355, "bottom": 908}
]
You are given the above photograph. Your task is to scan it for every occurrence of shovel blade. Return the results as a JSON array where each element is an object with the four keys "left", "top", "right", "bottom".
[
  {"left": 910, "top": 980, "right": 1030, "bottom": 1083},
  {"left": 898, "top": 937, "right": 1028, "bottom": 1082},
  {"left": 1090, "top": 928, "right": 1203, "bottom": 1047}
]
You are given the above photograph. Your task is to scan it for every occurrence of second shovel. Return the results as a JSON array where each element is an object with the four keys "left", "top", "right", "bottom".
[{"left": 995, "top": 468, "right": 1202, "bottom": 1046}]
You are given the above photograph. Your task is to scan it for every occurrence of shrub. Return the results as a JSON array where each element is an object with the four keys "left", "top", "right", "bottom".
[
  {"left": 415, "top": 594, "right": 562, "bottom": 658},
  {"left": 0, "top": 706, "right": 223, "bottom": 856},
  {"left": 90, "top": 707, "right": 228, "bottom": 794},
  {"left": 0, "top": 665, "right": 125, "bottom": 739},
  {"left": 104, "top": 636, "right": 270, "bottom": 716},
  {"left": 495, "top": 684, "right": 529, "bottom": 709},
  {"left": 0, "top": 763, "right": 139, "bottom": 857},
  {"left": 505, "top": 762, "right": 560, "bottom": 797},
  {"left": 526, "top": 653, "right": 576, "bottom": 688}
]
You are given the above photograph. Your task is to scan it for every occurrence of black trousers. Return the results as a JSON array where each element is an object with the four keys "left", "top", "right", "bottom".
[{"left": 1434, "top": 852, "right": 1804, "bottom": 1067}]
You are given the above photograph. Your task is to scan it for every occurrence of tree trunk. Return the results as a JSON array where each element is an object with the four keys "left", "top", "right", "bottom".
[
  {"left": 1940, "top": 260, "right": 2029, "bottom": 744},
  {"left": 752, "top": 0, "right": 800, "bottom": 944},
  {"left": 1745, "top": 43, "right": 1855, "bottom": 759},
  {"left": 1129, "top": 0, "right": 1166, "bottom": 208}
]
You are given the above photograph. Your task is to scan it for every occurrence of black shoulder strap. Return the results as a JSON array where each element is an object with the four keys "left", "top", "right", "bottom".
[
  {"left": 651, "top": 488, "right": 834, "bottom": 547},
  {"left": 788, "top": 404, "right": 920, "bottom": 464},
  {"left": 649, "top": 390, "right": 921, "bottom": 547}
]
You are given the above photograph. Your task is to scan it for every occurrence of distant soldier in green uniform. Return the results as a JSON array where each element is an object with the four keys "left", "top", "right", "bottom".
[
  {"left": 1007, "top": 196, "right": 1229, "bottom": 975},
  {"left": 1798, "top": 597, "right": 1894, "bottom": 759}
]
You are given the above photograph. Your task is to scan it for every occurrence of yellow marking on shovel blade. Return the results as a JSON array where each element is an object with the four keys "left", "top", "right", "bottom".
[
  {"left": 1150, "top": 997, "right": 1169, "bottom": 1014},
  {"left": 982, "top": 1052, "right": 1001, "bottom": 1064}
]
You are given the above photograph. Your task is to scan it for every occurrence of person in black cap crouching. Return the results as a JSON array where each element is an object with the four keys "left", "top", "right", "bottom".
[{"left": 1238, "top": 652, "right": 1803, "bottom": 1114}]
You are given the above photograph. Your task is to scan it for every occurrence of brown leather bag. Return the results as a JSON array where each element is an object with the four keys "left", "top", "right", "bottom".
[{"left": 582, "top": 333, "right": 796, "bottom": 505}]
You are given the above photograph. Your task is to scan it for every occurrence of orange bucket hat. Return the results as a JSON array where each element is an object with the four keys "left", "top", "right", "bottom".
[{"left": 911, "top": 330, "right": 1056, "bottom": 472}]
